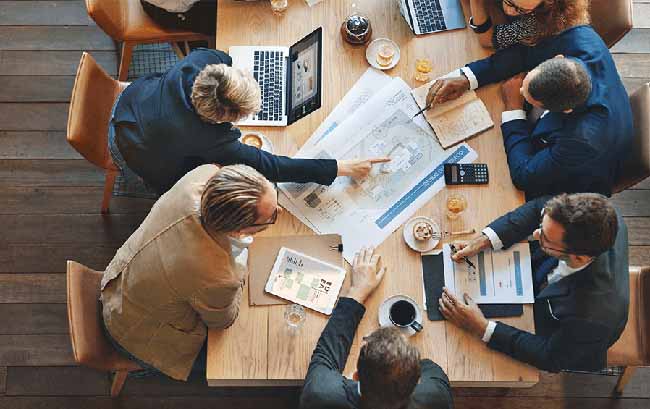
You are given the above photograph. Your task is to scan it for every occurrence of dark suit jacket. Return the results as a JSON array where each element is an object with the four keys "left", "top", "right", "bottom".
[
  {"left": 300, "top": 298, "right": 453, "bottom": 409},
  {"left": 467, "top": 26, "right": 633, "bottom": 199},
  {"left": 113, "top": 48, "right": 337, "bottom": 194},
  {"left": 485, "top": 196, "right": 629, "bottom": 372}
]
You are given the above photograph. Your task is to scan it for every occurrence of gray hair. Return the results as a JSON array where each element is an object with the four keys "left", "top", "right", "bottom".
[
  {"left": 200, "top": 165, "right": 269, "bottom": 234},
  {"left": 191, "top": 64, "right": 261, "bottom": 124},
  {"left": 528, "top": 58, "right": 592, "bottom": 112}
]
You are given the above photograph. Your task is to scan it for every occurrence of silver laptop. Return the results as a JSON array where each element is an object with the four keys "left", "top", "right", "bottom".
[
  {"left": 230, "top": 27, "right": 323, "bottom": 127},
  {"left": 398, "top": 0, "right": 466, "bottom": 35}
]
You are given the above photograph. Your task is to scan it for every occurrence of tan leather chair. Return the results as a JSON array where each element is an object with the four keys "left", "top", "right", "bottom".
[
  {"left": 607, "top": 266, "right": 650, "bottom": 395},
  {"left": 613, "top": 83, "right": 650, "bottom": 193},
  {"left": 85, "top": 0, "right": 213, "bottom": 80},
  {"left": 590, "top": 0, "right": 633, "bottom": 48},
  {"left": 67, "top": 52, "right": 128, "bottom": 214},
  {"left": 66, "top": 261, "right": 140, "bottom": 397}
]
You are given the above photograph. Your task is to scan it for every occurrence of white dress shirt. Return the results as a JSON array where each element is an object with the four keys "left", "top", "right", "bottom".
[{"left": 144, "top": 0, "right": 200, "bottom": 12}]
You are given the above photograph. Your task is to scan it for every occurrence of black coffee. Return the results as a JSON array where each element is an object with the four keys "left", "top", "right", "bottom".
[{"left": 389, "top": 300, "right": 416, "bottom": 326}]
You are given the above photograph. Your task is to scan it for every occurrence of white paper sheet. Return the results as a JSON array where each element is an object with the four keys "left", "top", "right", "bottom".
[
  {"left": 442, "top": 243, "right": 534, "bottom": 304},
  {"left": 280, "top": 78, "right": 477, "bottom": 262}
]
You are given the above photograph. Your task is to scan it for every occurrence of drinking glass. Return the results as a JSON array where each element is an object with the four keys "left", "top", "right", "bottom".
[
  {"left": 270, "top": 0, "right": 288, "bottom": 15},
  {"left": 284, "top": 303, "right": 306, "bottom": 330},
  {"left": 446, "top": 193, "right": 468, "bottom": 220}
]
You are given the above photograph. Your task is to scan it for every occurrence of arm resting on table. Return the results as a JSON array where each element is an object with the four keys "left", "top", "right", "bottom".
[
  {"left": 487, "top": 195, "right": 553, "bottom": 248},
  {"left": 300, "top": 297, "right": 365, "bottom": 409},
  {"left": 488, "top": 319, "right": 611, "bottom": 372}
]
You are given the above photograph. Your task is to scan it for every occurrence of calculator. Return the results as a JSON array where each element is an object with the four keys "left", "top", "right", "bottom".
[{"left": 444, "top": 163, "right": 489, "bottom": 185}]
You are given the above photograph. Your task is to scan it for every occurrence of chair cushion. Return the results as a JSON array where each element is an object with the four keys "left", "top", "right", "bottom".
[
  {"left": 590, "top": 0, "right": 633, "bottom": 48},
  {"left": 607, "top": 267, "right": 650, "bottom": 366},
  {"left": 86, "top": 0, "right": 209, "bottom": 42},
  {"left": 66, "top": 260, "right": 140, "bottom": 372}
]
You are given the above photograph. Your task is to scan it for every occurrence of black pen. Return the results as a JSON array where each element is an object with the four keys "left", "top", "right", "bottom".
[{"left": 450, "top": 244, "right": 476, "bottom": 270}]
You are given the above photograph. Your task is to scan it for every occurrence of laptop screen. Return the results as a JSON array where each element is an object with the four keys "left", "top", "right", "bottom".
[{"left": 287, "top": 27, "right": 322, "bottom": 125}]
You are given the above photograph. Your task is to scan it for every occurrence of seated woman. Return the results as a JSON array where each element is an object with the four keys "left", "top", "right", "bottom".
[
  {"left": 468, "top": 0, "right": 590, "bottom": 50},
  {"left": 109, "top": 48, "right": 384, "bottom": 196},
  {"left": 140, "top": 0, "right": 217, "bottom": 36}
]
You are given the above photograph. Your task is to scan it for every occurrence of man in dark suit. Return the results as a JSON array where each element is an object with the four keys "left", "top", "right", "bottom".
[
  {"left": 426, "top": 26, "right": 633, "bottom": 199},
  {"left": 300, "top": 247, "right": 453, "bottom": 409},
  {"left": 439, "top": 193, "right": 629, "bottom": 372},
  {"left": 111, "top": 48, "right": 386, "bottom": 194}
]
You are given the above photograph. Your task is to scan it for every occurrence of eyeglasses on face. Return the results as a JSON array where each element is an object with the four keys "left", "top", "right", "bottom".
[
  {"left": 249, "top": 183, "right": 279, "bottom": 228},
  {"left": 501, "top": 0, "right": 541, "bottom": 15},
  {"left": 538, "top": 222, "right": 573, "bottom": 255}
]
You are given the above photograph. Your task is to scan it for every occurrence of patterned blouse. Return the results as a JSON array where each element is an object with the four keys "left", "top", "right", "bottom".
[{"left": 493, "top": 13, "right": 569, "bottom": 50}]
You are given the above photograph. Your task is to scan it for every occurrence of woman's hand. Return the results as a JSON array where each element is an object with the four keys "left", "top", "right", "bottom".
[{"left": 337, "top": 158, "right": 391, "bottom": 180}]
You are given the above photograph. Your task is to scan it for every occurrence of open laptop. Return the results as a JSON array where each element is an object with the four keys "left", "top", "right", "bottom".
[
  {"left": 230, "top": 27, "right": 323, "bottom": 127},
  {"left": 398, "top": 0, "right": 466, "bottom": 35}
]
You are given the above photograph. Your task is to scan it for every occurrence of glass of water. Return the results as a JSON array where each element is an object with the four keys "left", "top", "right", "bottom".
[
  {"left": 284, "top": 303, "right": 306, "bottom": 330},
  {"left": 270, "top": 0, "right": 288, "bottom": 15}
]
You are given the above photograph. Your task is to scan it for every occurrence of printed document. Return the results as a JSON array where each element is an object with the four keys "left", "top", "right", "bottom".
[
  {"left": 442, "top": 243, "right": 534, "bottom": 304},
  {"left": 280, "top": 77, "right": 477, "bottom": 262},
  {"left": 265, "top": 247, "right": 346, "bottom": 315}
]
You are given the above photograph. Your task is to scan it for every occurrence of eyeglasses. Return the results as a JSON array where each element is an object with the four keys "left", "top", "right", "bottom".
[
  {"left": 249, "top": 183, "right": 279, "bottom": 228},
  {"left": 538, "top": 222, "right": 573, "bottom": 255},
  {"left": 501, "top": 0, "right": 541, "bottom": 15}
]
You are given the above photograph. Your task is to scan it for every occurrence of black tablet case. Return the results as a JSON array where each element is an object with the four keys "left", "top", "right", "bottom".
[{"left": 422, "top": 253, "right": 523, "bottom": 321}]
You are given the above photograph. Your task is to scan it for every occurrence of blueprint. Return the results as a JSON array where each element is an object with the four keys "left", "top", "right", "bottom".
[
  {"left": 442, "top": 243, "right": 534, "bottom": 304},
  {"left": 280, "top": 77, "right": 477, "bottom": 262}
]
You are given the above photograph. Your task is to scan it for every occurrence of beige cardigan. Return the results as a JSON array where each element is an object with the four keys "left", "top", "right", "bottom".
[{"left": 100, "top": 165, "right": 244, "bottom": 380}]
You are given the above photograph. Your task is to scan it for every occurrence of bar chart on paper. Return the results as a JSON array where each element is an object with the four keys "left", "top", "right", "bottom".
[{"left": 442, "top": 243, "right": 534, "bottom": 304}]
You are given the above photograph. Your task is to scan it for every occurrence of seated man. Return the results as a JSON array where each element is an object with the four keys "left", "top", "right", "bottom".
[
  {"left": 110, "top": 48, "right": 385, "bottom": 194},
  {"left": 426, "top": 25, "right": 633, "bottom": 199},
  {"left": 439, "top": 193, "right": 629, "bottom": 372},
  {"left": 300, "top": 247, "right": 453, "bottom": 409},
  {"left": 100, "top": 164, "right": 281, "bottom": 381}
]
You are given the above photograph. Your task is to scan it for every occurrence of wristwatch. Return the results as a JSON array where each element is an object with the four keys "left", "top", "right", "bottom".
[{"left": 469, "top": 16, "right": 493, "bottom": 34}]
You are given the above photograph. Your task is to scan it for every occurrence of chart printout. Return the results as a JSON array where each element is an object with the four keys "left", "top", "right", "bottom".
[{"left": 442, "top": 243, "right": 535, "bottom": 304}]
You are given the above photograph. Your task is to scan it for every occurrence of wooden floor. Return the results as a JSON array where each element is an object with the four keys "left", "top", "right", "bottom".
[{"left": 0, "top": 1, "right": 648, "bottom": 408}]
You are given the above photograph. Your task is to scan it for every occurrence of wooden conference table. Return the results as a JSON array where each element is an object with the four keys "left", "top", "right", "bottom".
[{"left": 207, "top": 0, "right": 539, "bottom": 387}]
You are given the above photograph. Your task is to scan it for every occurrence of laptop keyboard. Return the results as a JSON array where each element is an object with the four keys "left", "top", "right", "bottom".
[
  {"left": 413, "top": 0, "right": 447, "bottom": 33},
  {"left": 253, "top": 50, "right": 284, "bottom": 122}
]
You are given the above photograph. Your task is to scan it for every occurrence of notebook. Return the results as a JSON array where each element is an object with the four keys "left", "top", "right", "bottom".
[{"left": 412, "top": 82, "right": 494, "bottom": 149}]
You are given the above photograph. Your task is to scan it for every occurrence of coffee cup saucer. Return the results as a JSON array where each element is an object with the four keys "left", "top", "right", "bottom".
[
  {"left": 378, "top": 295, "right": 423, "bottom": 337},
  {"left": 403, "top": 216, "right": 440, "bottom": 253},
  {"left": 238, "top": 131, "right": 274, "bottom": 153}
]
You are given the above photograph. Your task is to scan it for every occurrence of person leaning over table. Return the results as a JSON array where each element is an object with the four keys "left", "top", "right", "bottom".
[
  {"left": 467, "top": 0, "right": 589, "bottom": 50},
  {"left": 109, "top": 48, "right": 387, "bottom": 196},
  {"left": 438, "top": 193, "right": 629, "bottom": 373},
  {"left": 100, "top": 164, "right": 284, "bottom": 381},
  {"left": 300, "top": 246, "right": 453, "bottom": 409},
  {"left": 140, "top": 0, "right": 217, "bottom": 36},
  {"left": 424, "top": 25, "right": 633, "bottom": 200}
]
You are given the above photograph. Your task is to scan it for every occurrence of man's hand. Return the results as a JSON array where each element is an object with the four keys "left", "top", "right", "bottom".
[
  {"left": 343, "top": 247, "right": 386, "bottom": 304},
  {"left": 426, "top": 77, "right": 470, "bottom": 107},
  {"left": 438, "top": 288, "right": 488, "bottom": 338},
  {"left": 450, "top": 234, "right": 492, "bottom": 262},
  {"left": 337, "top": 158, "right": 391, "bottom": 181},
  {"left": 501, "top": 73, "right": 526, "bottom": 111}
]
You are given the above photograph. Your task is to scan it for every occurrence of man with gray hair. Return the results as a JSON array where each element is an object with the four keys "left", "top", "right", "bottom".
[
  {"left": 100, "top": 164, "right": 282, "bottom": 381},
  {"left": 424, "top": 25, "right": 633, "bottom": 199},
  {"left": 110, "top": 48, "right": 386, "bottom": 196}
]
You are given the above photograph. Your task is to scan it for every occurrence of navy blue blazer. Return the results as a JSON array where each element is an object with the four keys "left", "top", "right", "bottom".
[
  {"left": 300, "top": 298, "right": 453, "bottom": 409},
  {"left": 486, "top": 196, "right": 629, "bottom": 372},
  {"left": 113, "top": 49, "right": 337, "bottom": 194},
  {"left": 468, "top": 26, "right": 633, "bottom": 199}
]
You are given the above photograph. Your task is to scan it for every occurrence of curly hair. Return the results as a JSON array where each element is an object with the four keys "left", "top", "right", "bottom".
[{"left": 531, "top": 0, "right": 591, "bottom": 43}]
